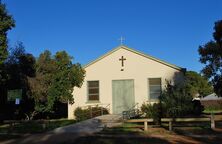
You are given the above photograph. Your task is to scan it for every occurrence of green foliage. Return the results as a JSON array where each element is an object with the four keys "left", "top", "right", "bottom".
[
  {"left": 141, "top": 72, "right": 208, "bottom": 119},
  {"left": 192, "top": 100, "right": 204, "bottom": 115},
  {"left": 4, "top": 42, "right": 36, "bottom": 119},
  {"left": 74, "top": 107, "right": 89, "bottom": 121},
  {"left": 0, "top": 3, "right": 15, "bottom": 64},
  {"left": 160, "top": 82, "right": 194, "bottom": 118},
  {"left": 74, "top": 106, "right": 109, "bottom": 121},
  {"left": 7, "top": 43, "right": 35, "bottom": 96},
  {"left": 28, "top": 50, "right": 85, "bottom": 116},
  {"left": 184, "top": 71, "right": 213, "bottom": 97},
  {"left": 204, "top": 105, "right": 222, "bottom": 113},
  {"left": 213, "top": 20, "right": 222, "bottom": 46},
  {"left": 199, "top": 20, "right": 222, "bottom": 97},
  {"left": 28, "top": 50, "right": 56, "bottom": 114},
  {"left": 5, "top": 42, "right": 36, "bottom": 93},
  {"left": 0, "top": 3, "right": 15, "bottom": 84},
  {"left": 141, "top": 103, "right": 161, "bottom": 124},
  {"left": 0, "top": 119, "right": 76, "bottom": 133}
]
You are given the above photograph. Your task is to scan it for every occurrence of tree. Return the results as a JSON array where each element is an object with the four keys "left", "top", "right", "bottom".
[
  {"left": 27, "top": 50, "right": 85, "bottom": 119},
  {"left": 159, "top": 71, "right": 211, "bottom": 118},
  {"left": 4, "top": 42, "right": 36, "bottom": 119},
  {"left": 0, "top": 3, "right": 15, "bottom": 83},
  {"left": 48, "top": 51, "right": 85, "bottom": 107},
  {"left": 213, "top": 20, "right": 222, "bottom": 46},
  {"left": 184, "top": 71, "right": 213, "bottom": 97},
  {"left": 6, "top": 42, "right": 35, "bottom": 78},
  {"left": 160, "top": 80, "right": 205, "bottom": 118},
  {"left": 160, "top": 82, "right": 194, "bottom": 118},
  {"left": 199, "top": 20, "right": 222, "bottom": 97},
  {"left": 27, "top": 50, "right": 56, "bottom": 119}
]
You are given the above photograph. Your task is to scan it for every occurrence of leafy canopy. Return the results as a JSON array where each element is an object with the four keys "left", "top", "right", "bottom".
[
  {"left": 160, "top": 81, "right": 194, "bottom": 118},
  {"left": 199, "top": 20, "right": 222, "bottom": 96},
  {"left": 6, "top": 42, "right": 36, "bottom": 88},
  {"left": 28, "top": 50, "right": 85, "bottom": 114},
  {"left": 184, "top": 71, "right": 213, "bottom": 97},
  {"left": 0, "top": 3, "right": 15, "bottom": 83},
  {"left": 159, "top": 71, "right": 209, "bottom": 118}
]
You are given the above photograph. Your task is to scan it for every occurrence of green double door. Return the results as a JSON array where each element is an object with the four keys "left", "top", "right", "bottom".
[{"left": 112, "top": 80, "right": 135, "bottom": 114}]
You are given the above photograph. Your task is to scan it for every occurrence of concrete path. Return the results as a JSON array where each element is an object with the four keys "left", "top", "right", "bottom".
[
  {"left": 53, "top": 117, "right": 104, "bottom": 134},
  {"left": 96, "top": 114, "right": 123, "bottom": 127},
  {"left": 1, "top": 115, "right": 122, "bottom": 144}
]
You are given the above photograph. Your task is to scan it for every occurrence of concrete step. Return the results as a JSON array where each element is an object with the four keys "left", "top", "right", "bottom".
[
  {"left": 100, "top": 119, "right": 123, "bottom": 123},
  {"left": 105, "top": 122, "right": 123, "bottom": 128},
  {"left": 96, "top": 114, "right": 123, "bottom": 128},
  {"left": 97, "top": 114, "right": 122, "bottom": 121}
]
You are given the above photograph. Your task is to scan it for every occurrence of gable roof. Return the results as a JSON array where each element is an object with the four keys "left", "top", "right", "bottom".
[{"left": 84, "top": 45, "right": 185, "bottom": 71}]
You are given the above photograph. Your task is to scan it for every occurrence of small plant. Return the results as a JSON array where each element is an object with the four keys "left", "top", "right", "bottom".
[
  {"left": 192, "top": 100, "right": 204, "bottom": 115},
  {"left": 74, "top": 107, "right": 90, "bottom": 121},
  {"left": 141, "top": 103, "right": 162, "bottom": 124},
  {"left": 159, "top": 81, "right": 202, "bottom": 118},
  {"left": 74, "top": 106, "right": 109, "bottom": 121}
]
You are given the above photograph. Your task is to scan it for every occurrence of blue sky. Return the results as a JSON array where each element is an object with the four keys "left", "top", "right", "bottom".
[{"left": 3, "top": 0, "right": 222, "bottom": 72}]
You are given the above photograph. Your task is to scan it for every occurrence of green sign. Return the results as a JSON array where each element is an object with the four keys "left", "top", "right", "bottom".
[{"left": 7, "top": 89, "right": 22, "bottom": 101}]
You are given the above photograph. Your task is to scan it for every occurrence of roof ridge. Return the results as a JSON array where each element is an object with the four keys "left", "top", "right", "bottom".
[{"left": 83, "top": 45, "right": 185, "bottom": 71}]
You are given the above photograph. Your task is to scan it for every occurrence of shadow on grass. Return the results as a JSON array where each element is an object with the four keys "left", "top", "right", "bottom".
[
  {"left": 172, "top": 121, "right": 222, "bottom": 144},
  {"left": 0, "top": 119, "right": 76, "bottom": 134},
  {"left": 0, "top": 126, "right": 171, "bottom": 144},
  {"left": 1, "top": 122, "right": 222, "bottom": 144},
  {"left": 69, "top": 125, "right": 170, "bottom": 144},
  {"left": 0, "top": 134, "right": 23, "bottom": 141},
  {"left": 71, "top": 135, "right": 170, "bottom": 144}
]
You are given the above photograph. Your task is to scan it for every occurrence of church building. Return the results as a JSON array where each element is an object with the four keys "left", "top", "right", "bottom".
[{"left": 68, "top": 45, "right": 185, "bottom": 119}]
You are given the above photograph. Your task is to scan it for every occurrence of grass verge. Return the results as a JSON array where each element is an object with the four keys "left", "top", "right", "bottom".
[{"left": 0, "top": 119, "right": 76, "bottom": 134}]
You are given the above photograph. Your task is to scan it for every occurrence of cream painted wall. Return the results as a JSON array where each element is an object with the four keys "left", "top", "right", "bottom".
[{"left": 68, "top": 46, "right": 184, "bottom": 119}]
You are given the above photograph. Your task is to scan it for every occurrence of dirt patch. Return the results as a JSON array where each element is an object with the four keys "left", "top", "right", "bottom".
[
  {"left": 1, "top": 124, "right": 222, "bottom": 144},
  {"left": 71, "top": 126, "right": 222, "bottom": 144}
]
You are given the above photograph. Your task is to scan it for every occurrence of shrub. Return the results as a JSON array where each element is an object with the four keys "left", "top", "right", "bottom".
[
  {"left": 74, "top": 107, "right": 89, "bottom": 121},
  {"left": 160, "top": 82, "right": 202, "bottom": 118},
  {"left": 141, "top": 103, "right": 162, "bottom": 124},
  {"left": 192, "top": 100, "right": 204, "bottom": 115},
  {"left": 74, "top": 106, "right": 109, "bottom": 121}
]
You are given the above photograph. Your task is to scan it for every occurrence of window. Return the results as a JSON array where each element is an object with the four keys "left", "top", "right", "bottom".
[
  {"left": 149, "top": 78, "right": 161, "bottom": 100},
  {"left": 87, "top": 81, "right": 99, "bottom": 101}
]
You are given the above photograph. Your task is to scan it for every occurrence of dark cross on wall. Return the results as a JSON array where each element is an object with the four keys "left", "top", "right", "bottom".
[{"left": 119, "top": 56, "right": 126, "bottom": 71}]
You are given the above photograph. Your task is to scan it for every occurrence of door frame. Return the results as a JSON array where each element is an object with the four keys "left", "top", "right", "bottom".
[{"left": 112, "top": 79, "right": 135, "bottom": 114}]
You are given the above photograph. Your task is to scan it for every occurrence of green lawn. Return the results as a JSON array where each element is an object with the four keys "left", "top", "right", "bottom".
[
  {"left": 71, "top": 124, "right": 170, "bottom": 144},
  {"left": 203, "top": 109, "right": 222, "bottom": 114},
  {"left": 1, "top": 121, "right": 222, "bottom": 144},
  {"left": 102, "top": 123, "right": 144, "bottom": 133},
  {"left": 70, "top": 122, "right": 222, "bottom": 144},
  {"left": 0, "top": 119, "right": 76, "bottom": 134}
]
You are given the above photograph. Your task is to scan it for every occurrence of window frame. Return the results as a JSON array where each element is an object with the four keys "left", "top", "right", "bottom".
[
  {"left": 148, "top": 78, "right": 162, "bottom": 101},
  {"left": 87, "top": 80, "right": 100, "bottom": 102}
]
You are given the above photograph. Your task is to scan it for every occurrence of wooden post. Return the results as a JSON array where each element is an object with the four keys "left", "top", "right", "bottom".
[
  {"left": 90, "top": 106, "right": 92, "bottom": 118},
  {"left": 42, "top": 123, "right": 46, "bottom": 130},
  {"left": 211, "top": 113, "right": 215, "bottom": 129},
  {"left": 144, "top": 121, "right": 148, "bottom": 131},
  {"left": 169, "top": 121, "right": 172, "bottom": 131},
  {"left": 9, "top": 123, "right": 13, "bottom": 131},
  {"left": 101, "top": 107, "right": 103, "bottom": 115}
]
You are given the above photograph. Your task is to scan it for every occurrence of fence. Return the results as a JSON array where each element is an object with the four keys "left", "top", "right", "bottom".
[{"left": 125, "top": 114, "right": 222, "bottom": 131}]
